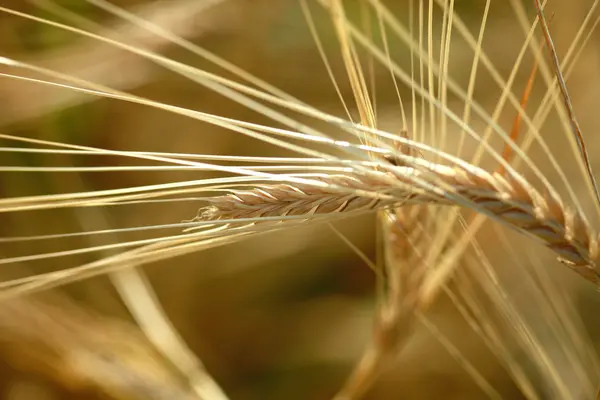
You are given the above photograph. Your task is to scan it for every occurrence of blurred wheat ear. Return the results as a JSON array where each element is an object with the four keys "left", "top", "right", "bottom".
[
  {"left": 2, "top": 0, "right": 600, "bottom": 399},
  {"left": 0, "top": 289, "right": 203, "bottom": 400}
]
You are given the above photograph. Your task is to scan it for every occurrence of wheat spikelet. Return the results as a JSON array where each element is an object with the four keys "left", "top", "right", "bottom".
[{"left": 199, "top": 175, "right": 396, "bottom": 220}]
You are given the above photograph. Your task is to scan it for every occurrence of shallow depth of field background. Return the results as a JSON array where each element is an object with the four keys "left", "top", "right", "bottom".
[{"left": 1, "top": 0, "right": 600, "bottom": 399}]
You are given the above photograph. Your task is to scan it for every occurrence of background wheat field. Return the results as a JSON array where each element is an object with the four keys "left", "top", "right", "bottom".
[{"left": 2, "top": 1, "right": 600, "bottom": 399}]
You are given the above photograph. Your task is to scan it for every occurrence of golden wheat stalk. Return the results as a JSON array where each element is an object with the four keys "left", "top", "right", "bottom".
[{"left": 201, "top": 158, "right": 600, "bottom": 286}]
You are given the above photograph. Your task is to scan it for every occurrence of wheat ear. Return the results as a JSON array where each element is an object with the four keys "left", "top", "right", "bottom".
[
  {"left": 201, "top": 160, "right": 600, "bottom": 286},
  {"left": 332, "top": 205, "right": 432, "bottom": 400}
]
